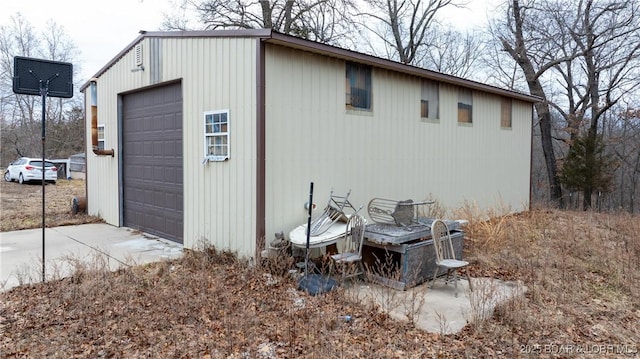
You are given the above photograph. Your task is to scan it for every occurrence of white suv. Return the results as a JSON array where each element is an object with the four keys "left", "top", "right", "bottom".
[{"left": 4, "top": 157, "right": 58, "bottom": 185}]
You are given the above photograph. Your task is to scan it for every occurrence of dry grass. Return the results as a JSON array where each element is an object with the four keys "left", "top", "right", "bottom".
[
  {"left": 0, "top": 179, "right": 102, "bottom": 231},
  {"left": 1, "top": 248, "right": 443, "bottom": 358},
  {"left": 462, "top": 208, "right": 640, "bottom": 355},
  {"left": 1, "top": 196, "right": 639, "bottom": 357}
]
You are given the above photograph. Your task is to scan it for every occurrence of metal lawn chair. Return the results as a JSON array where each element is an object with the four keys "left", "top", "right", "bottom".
[
  {"left": 309, "top": 189, "right": 359, "bottom": 236},
  {"left": 330, "top": 214, "right": 366, "bottom": 283},
  {"left": 367, "top": 198, "right": 434, "bottom": 228},
  {"left": 430, "top": 219, "right": 473, "bottom": 297}
]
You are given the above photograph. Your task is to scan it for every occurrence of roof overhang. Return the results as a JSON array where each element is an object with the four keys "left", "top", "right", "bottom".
[
  {"left": 264, "top": 31, "right": 539, "bottom": 103},
  {"left": 80, "top": 29, "right": 541, "bottom": 103}
]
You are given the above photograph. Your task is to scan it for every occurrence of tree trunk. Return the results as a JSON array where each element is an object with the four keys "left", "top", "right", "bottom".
[
  {"left": 583, "top": 188, "right": 592, "bottom": 211},
  {"left": 500, "top": 0, "right": 564, "bottom": 208},
  {"left": 533, "top": 100, "right": 564, "bottom": 208},
  {"left": 260, "top": 1, "right": 273, "bottom": 28}
]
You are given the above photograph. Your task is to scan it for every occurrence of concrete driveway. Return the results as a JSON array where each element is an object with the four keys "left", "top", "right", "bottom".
[{"left": 0, "top": 223, "right": 183, "bottom": 292}]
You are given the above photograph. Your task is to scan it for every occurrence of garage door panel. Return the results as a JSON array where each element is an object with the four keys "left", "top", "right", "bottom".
[
  {"left": 123, "top": 82, "right": 183, "bottom": 243},
  {"left": 165, "top": 169, "right": 177, "bottom": 183},
  {"left": 176, "top": 139, "right": 182, "bottom": 156}
]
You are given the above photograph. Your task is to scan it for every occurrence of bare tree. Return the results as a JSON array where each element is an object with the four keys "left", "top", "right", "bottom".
[
  {"left": 491, "top": 0, "right": 640, "bottom": 210},
  {"left": 356, "top": 0, "right": 460, "bottom": 64},
  {"left": 162, "top": 0, "right": 360, "bottom": 45},
  {"left": 607, "top": 106, "right": 640, "bottom": 213},
  {"left": 46, "top": 106, "right": 85, "bottom": 159},
  {"left": 494, "top": 0, "right": 571, "bottom": 208},
  {"left": 552, "top": 0, "right": 640, "bottom": 209},
  {"left": 0, "top": 13, "right": 83, "bottom": 166},
  {"left": 417, "top": 25, "right": 485, "bottom": 79},
  {"left": 0, "top": 14, "right": 42, "bottom": 163}
]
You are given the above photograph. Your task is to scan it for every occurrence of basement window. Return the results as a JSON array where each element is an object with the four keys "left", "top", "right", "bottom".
[
  {"left": 204, "top": 110, "right": 229, "bottom": 161},
  {"left": 97, "top": 124, "right": 105, "bottom": 150}
]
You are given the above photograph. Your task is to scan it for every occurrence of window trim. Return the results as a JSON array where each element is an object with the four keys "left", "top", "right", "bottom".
[{"left": 204, "top": 109, "right": 230, "bottom": 162}]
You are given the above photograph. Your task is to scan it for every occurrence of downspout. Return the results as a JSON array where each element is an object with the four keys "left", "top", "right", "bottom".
[
  {"left": 256, "top": 38, "right": 266, "bottom": 259},
  {"left": 74, "top": 87, "right": 89, "bottom": 215},
  {"left": 529, "top": 103, "right": 535, "bottom": 211},
  {"left": 89, "top": 78, "right": 114, "bottom": 157}
]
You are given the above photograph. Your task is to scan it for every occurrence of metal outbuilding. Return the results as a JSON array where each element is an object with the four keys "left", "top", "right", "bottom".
[{"left": 81, "top": 29, "right": 539, "bottom": 257}]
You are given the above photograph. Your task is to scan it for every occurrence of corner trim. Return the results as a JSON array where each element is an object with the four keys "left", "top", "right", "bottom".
[{"left": 256, "top": 38, "right": 266, "bottom": 255}]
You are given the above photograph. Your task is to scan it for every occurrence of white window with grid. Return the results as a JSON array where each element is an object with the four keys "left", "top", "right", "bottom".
[
  {"left": 204, "top": 110, "right": 229, "bottom": 161},
  {"left": 97, "top": 124, "right": 105, "bottom": 150}
]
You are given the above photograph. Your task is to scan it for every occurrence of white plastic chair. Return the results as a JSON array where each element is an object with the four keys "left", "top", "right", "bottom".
[{"left": 430, "top": 219, "right": 473, "bottom": 296}]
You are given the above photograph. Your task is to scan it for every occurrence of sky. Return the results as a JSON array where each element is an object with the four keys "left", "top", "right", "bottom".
[
  {"left": 2, "top": 0, "right": 496, "bottom": 85},
  {"left": 3, "top": 0, "right": 175, "bottom": 84}
]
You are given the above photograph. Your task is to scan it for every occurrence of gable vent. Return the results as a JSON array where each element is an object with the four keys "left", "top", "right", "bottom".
[{"left": 134, "top": 43, "right": 143, "bottom": 67}]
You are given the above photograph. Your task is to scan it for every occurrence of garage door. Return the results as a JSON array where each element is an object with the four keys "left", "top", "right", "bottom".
[{"left": 122, "top": 82, "right": 183, "bottom": 243}]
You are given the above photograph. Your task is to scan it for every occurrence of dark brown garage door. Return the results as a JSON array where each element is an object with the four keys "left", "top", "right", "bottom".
[{"left": 122, "top": 82, "right": 183, "bottom": 243}]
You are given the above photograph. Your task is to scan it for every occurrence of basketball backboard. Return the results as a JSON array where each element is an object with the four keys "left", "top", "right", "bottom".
[{"left": 13, "top": 56, "right": 73, "bottom": 98}]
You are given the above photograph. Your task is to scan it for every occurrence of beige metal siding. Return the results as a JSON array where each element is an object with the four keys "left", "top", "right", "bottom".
[
  {"left": 87, "top": 33, "right": 532, "bottom": 257},
  {"left": 175, "top": 37, "right": 258, "bottom": 256},
  {"left": 86, "top": 37, "right": 258, "bottom": 255},
  {"left": 85, "top": 42, "right": 149, "bottom": 226},
  {"left": 264, "top": 44, "right": 532, "bottom": 240},
  {"left": 158, "top": 37, "right": 258, "bottom": 255}
]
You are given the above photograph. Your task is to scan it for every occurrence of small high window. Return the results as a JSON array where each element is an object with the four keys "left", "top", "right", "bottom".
[
  {"left": 457, "top": 88, "right": 473, "bottom": 124},
  {"left": 97, "top": 124, "right": 105, "bottom": 150},
  {"left": 346, "top": 62, "right": 372, "bottom": 111},
  {"left": 421, "top": 79, "right": 439, "bottom": 119},
  {"left": 204, "top": 110, "right": 229, "bottom": 161},
  {"left": 501, "top": 97, "right": 512, "bottom": 128}
]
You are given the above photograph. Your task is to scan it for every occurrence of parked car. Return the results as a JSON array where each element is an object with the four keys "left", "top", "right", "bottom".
[{"left": 3, "top": 157, "right": 57, "bottom": 184}]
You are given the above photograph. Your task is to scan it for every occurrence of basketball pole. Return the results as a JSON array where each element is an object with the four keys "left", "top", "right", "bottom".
[
  {"left": 34, "top": 72, "right": 59, "bottom": 283},
  {"left": 13, "top": 56, "right": 72, "bottom": 284}
]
